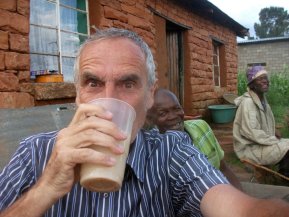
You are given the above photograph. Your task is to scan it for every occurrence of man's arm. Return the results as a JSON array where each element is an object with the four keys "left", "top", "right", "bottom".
[
  {"left": 201, "top": 184, "right": 289, "bottom": 217},
  {"left": 220, "top": 160, "right": 243, "bottom": 191},
  {"left": 0, "top": 180, "right": 58, "bottom": 217},
  {"left": 0, "top": 104, "right": 126, "bottom": 216}
]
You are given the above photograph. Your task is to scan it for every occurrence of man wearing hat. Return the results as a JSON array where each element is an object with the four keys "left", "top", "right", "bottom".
[{"left": 233, "top": 66, "right": 289, "bottom": 176}]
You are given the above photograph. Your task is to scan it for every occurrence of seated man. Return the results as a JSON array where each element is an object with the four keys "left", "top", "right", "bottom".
[
  {"left": 147, "top": 88, "right": 242, "bottom": 190},
  {"left": 233, "top": 66, "right": 289, "bottom": 176}
]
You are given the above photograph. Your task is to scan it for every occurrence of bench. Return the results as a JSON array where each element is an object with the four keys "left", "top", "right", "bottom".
[
  {"left": 0, "top": 103, "right": 75, "bottom": 170},
  {"left": 241, "top": 159, "right": 289, "bottom": 186}
]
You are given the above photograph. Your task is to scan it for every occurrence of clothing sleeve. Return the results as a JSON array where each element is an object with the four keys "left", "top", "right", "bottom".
[
  {"left": 184, "top": 120, "right": 224, "bottom": 169},
  {"left": 0, "top": 139, "right": 36, "bottom": 211},
  {"left": 236, "top": 99, "right": 279, "bottom": 146},
  {"left": 169, "top": 133, "right": 228, "bottom": 216}
]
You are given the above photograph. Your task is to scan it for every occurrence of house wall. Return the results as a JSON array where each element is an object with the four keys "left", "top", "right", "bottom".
[
  {"left": 88, "top": 0, "right": 239, "bottom": 116},
  {"left": 238, "top": 40, "right": 289, "bottom": 73},
  {"left": 0, "top": 0, "right": 239, "bottom": 117}
]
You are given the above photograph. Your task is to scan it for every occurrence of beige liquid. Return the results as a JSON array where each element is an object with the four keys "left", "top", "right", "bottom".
[{"left": 80, "top": 136, "right": 131, "bottom": 192}]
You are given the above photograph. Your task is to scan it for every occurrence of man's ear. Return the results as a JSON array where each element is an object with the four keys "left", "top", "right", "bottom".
[{"left": 146, "top": 80, "right": 158, "bottom": 110}]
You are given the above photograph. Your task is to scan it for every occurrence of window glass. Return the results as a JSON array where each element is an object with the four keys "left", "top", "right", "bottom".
[
  {"left": 60, "top": 6, "right": 88, "bottom": 34},
  {"left": 214, "top": 65, "right": 220, "bottom": 86},
  {"left": 60, "top": 0, "right": 86, "bottom": 10},
  {"left": 212, "top": 41, "right": 220, "bottom": 86},
  {"left": 61, "top": 32, "right": 81, "bottom": 57},
  {"left": 62, "top": 57, "right": 75, "bottom": 82},
  {"left": 79, "top": 34, "right": 88, "bottom": 44},
  {"left": 30, "top": 54, "right": 59, "bottom": 76},
  {"left": 30, "top": 0, "right": 57, "bottom": 27},
  {"left": 30, "top": 26, "right": 58, "bottom": 55}
]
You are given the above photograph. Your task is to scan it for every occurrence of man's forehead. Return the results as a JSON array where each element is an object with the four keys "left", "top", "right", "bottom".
[
  {"left": 155, "top": 97, "right": 178, "bottom": 109},
  {"left": 82, "top": 37, "right": 142, "bottom": 53}
]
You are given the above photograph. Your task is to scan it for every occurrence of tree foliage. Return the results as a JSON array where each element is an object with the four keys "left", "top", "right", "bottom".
[{"left": 254, "top": 7, "right": 289, "bottom": 38}]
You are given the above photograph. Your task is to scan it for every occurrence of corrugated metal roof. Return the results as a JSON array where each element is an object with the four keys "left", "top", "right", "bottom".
[
  {"left": 238, "top": 36, "right": 289, "bottom": 45},
  {"left": 172, "top": 0, "right": 249, "bottom": 37}
]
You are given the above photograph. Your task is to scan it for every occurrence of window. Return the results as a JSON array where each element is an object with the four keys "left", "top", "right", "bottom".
[
  {"left": 212, "top": 41, "right": 221, "bottom": 86},
  {"left": 30, "top": 0, "right": 89, "bottom": 82},
  {"left": 212, "top": 40, "right": 226, "bottom": 87}
]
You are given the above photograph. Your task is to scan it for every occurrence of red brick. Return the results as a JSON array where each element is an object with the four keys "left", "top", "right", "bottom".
[
  {"left": 121, "top": 4, "right": 146, "bottom": 19},
  {"left": 103, "top": 6, "right": 128, "bottom": 23},
  {"left": 19, "top": 82, "right": 34, "bottom": 93},
  {"left": 9, "top": 33, "right": 29, "bottom": 52},
  {"left": 0, "top": 52, "right": 4, "bottom": 70},
  {"left": 191, "top": 85, "right": 214, "bottom": 94},
  {"left": 5, "top": 52, "right": 30, "bottom": 70},
  {"left": 0, "top": 0, "right": 17, "bottom": 11},
  {"left": 0, "top": 92, "right": 34, "bottom": 108},
  {"left": 120, "top": 0, "right": 135, "bottom": 6},
  {"left": 17, "top": 0, "right": 30, "bottom": 16},
  {"left": 5, "top": 70, "right": 17, "bottom": 74},
  {"left": 0, "top": 72, "right": 19, "bottom": 91},
  {"left": 0, "top": 9, "right": 29, "bottom": 34},
  {"left": 101, "top": 0, "right": 121, "bottom": 10},
  {"left": 127, "top": 14, "right": 150, "bottom": 31},
  {"left": 0, "top": 30, "right": 9, "bottom": 50},
  {"left": 99, "top": 17, "right": 114, "bottom": 28},
  {"left": 112, "top": 20, "right": 130, "bottom": 30},
  {"left": 18, "top": 70, "right": 30, "bottom": 82}
]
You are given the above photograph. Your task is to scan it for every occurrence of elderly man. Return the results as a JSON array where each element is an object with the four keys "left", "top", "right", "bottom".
[
  {"left": 1, "top": 28, "right": 289, "bottom": 217},
  {"left": 233, "top": 66, "right": 289, "bottom": 176},
  {"left": 146, "top": 88, "right": 242, "bottom": 190}
]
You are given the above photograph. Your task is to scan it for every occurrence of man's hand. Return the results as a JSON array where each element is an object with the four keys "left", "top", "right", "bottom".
[
  {"left": 0, "top": 103, "right": 127, "bottom": 217},
  {"left": 40, "top": 103, "right": 127, "bottom": 198}
]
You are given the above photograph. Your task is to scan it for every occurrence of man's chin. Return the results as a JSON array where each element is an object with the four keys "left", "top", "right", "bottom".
[{"left": 168, "top": 125, "right": 184, "bottom": 132}]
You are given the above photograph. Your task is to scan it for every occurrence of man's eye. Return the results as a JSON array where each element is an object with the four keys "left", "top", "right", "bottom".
[
  {"left": 124, "top": 81, "right": 135, "bottom": 89},
  {"left": 159, "top": 112, "right": 167, "bottom": 117},
  {"left": 175, "top": 107, "right": 182, "bottom": 112},
  {"left": 87, "top": 79, "right": 103, "bottom": 88}
]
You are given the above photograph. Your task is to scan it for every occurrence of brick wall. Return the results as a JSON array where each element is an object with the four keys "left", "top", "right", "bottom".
[
  {"left": 88, "top": 0, "right": 238, "bottom": 116},
  {"left": 0, "top": 0, "right": 33, "bottom": 108},
  {"left": 0, "top": 0, "right": 239, "bottom": 113},
  {"left": 238, "top": 39, "right": 289, "bottom": 73}
]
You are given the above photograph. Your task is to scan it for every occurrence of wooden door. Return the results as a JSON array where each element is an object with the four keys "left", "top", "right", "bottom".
[{"left": 166, "top": 31, "right": 184, "bottom": 105}]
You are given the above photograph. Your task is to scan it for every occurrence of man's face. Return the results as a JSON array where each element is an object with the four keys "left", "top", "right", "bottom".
[
  {"left": 76, "top": 37, "right": 155, "bottom": 140},
  {"left": 252, "top": 74, "right": 269, "bottom": 94},
  {"left": 152, "top": 94, "right": 184, "bottom": 133}
]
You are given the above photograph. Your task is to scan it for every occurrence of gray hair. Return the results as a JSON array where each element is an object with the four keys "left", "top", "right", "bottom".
[{"left": 74, "top": 28, "right": 156, "bottom": 88}]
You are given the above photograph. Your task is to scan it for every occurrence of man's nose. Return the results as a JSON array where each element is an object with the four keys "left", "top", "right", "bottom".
[
  {"left": 167, "top": 111, "right": 178, "bottom": 120},
  {"left": 103, "top": 84, "right": 119, "bottom": 98}
]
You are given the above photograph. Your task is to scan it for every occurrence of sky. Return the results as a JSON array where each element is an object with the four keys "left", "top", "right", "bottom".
[{"left": 208, "top": 0, "right": 289, "bottom": 40}]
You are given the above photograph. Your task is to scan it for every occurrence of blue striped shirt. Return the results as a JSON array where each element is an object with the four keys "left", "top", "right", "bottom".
[{"left": 0, "top": 129, "right": 228, "bottom": 216}]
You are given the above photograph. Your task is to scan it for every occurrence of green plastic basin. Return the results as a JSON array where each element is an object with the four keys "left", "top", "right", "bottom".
[{"left": 208, "top": 104, "right": 237, "bottom": 124}]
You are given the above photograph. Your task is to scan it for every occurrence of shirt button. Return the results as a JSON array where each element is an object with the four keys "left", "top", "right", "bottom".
[{"left": 103, "top": 193, "right": 109, "bottom": 198}]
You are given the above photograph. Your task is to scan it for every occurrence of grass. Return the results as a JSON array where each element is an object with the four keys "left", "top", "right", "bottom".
[{"left": 237, "top": 67, "right": 289, "bottom": 137}]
